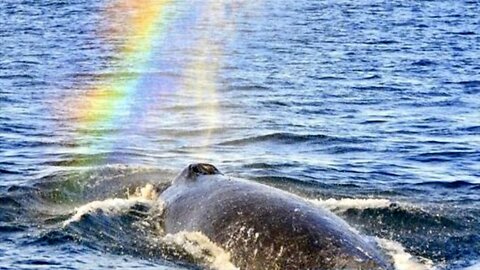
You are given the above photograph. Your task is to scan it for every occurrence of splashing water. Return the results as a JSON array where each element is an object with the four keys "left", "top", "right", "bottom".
[
  {"left": 376, "top": 238, "right": 434, "bottom": 270},
  {"left": 2, "top": 0, "right": 479, "bottom": 269},
  {"left": 64, "top": 184, "right": 436, "bottom": 270},
  {"left": 63, "top": 197, "right": 152, "bottom": 226},
  {"left": 65, "top": 183, "right": 239, "bottom": 270},
  {"left": 162, "top": 231, "right": 238, "bottom": 270},
  {"left": 310, "top": 197, "right": 393, "bottom": 212}
]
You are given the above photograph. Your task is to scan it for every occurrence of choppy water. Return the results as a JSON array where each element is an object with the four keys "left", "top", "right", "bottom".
[{"left": 1, "top": 0, "right": 480, "bottom": 269}]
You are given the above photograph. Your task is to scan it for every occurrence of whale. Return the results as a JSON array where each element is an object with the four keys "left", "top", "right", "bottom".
[{"left": 159, "top": 163, "right": 393, "bottom": 270}]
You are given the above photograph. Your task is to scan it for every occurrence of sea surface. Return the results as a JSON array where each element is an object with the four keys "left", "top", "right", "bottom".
[{"left": 1, "top": 0, "right": 479, "bottom": 269}]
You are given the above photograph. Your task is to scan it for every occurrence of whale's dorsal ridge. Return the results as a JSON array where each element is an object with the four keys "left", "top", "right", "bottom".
[{"left": 162, "top": 164, "right": 393, "bottom": 269}]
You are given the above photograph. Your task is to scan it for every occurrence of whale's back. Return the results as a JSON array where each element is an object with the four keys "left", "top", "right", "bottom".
[{"left": 160, "top": 170, "right": 392, "bottom": 270}]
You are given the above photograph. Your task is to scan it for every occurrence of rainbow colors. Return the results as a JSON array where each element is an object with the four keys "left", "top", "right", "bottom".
[
  {"left": 63, "top": 0, "right": 253, "bottom": 165},
  {"left": 73, "top": 0, "right": 170, "bottom": 126}
]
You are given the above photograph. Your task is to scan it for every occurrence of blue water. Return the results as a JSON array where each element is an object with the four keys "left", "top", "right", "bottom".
[{"left": 1, "top": 0, "right": 479, "bottom": 269}]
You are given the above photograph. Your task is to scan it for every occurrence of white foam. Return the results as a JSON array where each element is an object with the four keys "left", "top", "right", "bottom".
[
  {"left": 309, "top": 197, "right": 438, "bottom": 270},
  {"left": 62, "top": 185, "right": 233, "bottom": 270},
  {"left": 162, "top": 231, "right": 238, "bottom": 270},
  {"left": 63, "top": 197, "right": 152, "bottom": 226},
  {"left": 62, "top": 184, "right": 238, "bottom": 270},
  {"left": 66, "top": 187, "right": 440, "bottom": 270},
  {"left": 376, "top": 238, "right": 435, "bottom": 270},
  {"left": 463, "top": 261, "right": 480, "bottom": 270},
  {"left": 128, "top": 183, "right": 159, "bottom": 200},
  {"left": 309, "top": 197, "right": 392, "bottom": 211},
  {"left": 64, "top": 183, "right": 160, "bottom": 226}
]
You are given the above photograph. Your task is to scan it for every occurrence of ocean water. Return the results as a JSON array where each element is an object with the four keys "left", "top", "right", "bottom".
[{"left": 1, "top": 0, "right": 479, "bottom": 269}]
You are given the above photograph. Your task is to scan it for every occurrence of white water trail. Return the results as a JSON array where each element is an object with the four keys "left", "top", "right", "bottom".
[
  {"left": 63, "top": 197, "right": 152, "bottom": 226},
  {"left": 66, "top": 186, "right": 442, "bottom": 270},
  {"left": 63, "top": 183, "right": 159, "bottom": 226},
  {"left": 64, "top": 184, "right": 238, "bottom": 270},
  {"left": 376, "top": 238, "right": 435, "bottom": 270},
  {"left": 308, "top": 197, "right": 437, "bottom": 270},
  {"left": 308, "top": 197, "right": 392, "bottom": 211},
  {"left": 463, "top": 261, "right": 480, "bottom": 270}
]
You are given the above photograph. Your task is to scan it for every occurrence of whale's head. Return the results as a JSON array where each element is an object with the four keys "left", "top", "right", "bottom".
[{"left": 172, "top": 163, "right": 222, "bottom": 185}]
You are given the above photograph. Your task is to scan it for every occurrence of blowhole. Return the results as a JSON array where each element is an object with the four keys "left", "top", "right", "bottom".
[{"left": 189, "top": 163, "right": 221, "bottom": 176}]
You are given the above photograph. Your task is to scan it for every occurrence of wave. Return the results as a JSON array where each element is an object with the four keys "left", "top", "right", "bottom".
[
  {"left": 64, "top": 183, "right": 160, "bottom": 226},
  {"left": 218, "top": 132, "right": 366, "bottom": 146},
  {"left": 157, "top": 127, "right": 237, "bottom": 137},
  {"left": 412, "top": 59, "right": 436, "bottom": 66},
  {"left": 0, "top": 74, "right": 34, "bottom": 80},
  {"left": 458, "top": 125, "right": 480, "bottom": 133},
  {"left": 376, "top": 238, "right": 434, "bottom": 270},
  {"left": 445, "top": 80, "right": 480, "bottom": 87},
  {"left": 364, "top": 39, "right": 398, "bottom": 45},
  {"left": 63, "top": 197, "right": 154, "bottom": 226},
  {"left": 0, "top": 168, "right": 22, "bottom": 175},
  {"left": 414, "top": 180, "right": 480, "bottom": 189},
  {"left": 62, "top": 190, "right": 437, "bottom": 270},
  {"left": 463, "top": 261, "right": 480, "bottom": 270},
  {"left": 5, "top": 167, "right": 477, "bottom": 270},
  {"left": 226, "top": 84, "right": 271, "bottom": 91},
  {"left": 218, "top": 133, "right": 328, "bottom": 145},
  {"left": 34, "top": 165, "right": 173, "bottom": 204},
  {"left": 308, "top": 197, "right": 438, "bottom": 269},
  {"left": 314, "top": 196, "right": 477, "bottom": 267},
  {"left": 336, "top": 201, "right": 462, "bottom": 230},
  {"left": 58, "top": 185, "right": 238, "bottom": 270},
  {"left": 309, "top": 197, "right": 393, "bottom": 211},
  {"left": 409, "top": 151, "right": 479, "bottom": 163}
]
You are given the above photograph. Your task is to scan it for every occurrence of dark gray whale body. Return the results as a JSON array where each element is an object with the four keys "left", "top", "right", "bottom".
[{"left": 159, "top": 164, "right": 393, "bottom": 270}]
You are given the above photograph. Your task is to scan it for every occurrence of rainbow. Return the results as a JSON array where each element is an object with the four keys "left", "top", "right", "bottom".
[
  {"left": 63, "top": 0, "right": 251, "bottom": 165},
  {"left": 74, "top": 0, "right": 173, "bottom": 128}
]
